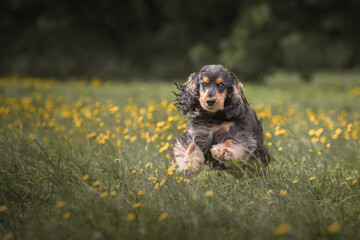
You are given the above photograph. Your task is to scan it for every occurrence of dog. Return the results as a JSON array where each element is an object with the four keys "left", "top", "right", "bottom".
[{"left": 172, "top": 64, "right": 271, "bottom": 176}]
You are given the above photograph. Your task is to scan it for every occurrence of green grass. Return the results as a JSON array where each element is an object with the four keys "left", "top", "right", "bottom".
[{"left": 0, "top": 72, "right": 359, "bottom": 240}]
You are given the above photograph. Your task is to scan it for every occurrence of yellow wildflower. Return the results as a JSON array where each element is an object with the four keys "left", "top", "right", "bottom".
[
  {"left": 279, "top": 190, "right": 287, "bottom": 196},
  {"left": 132, "top": 203, "right": 142, "bottom": 209},
  {"left": 137, "top": 190, "right": 144, "bottom": 196},
  {"left": 63, "top": 212, "right": 71, "bottom": 220},
  {"left": 327, "top": 222, "right": 341, "bottom": 234},
  {"left": 205, "top": 190, "right": 214, "bottom": 197},
  {"left": 82, "top": 174, "right": 90, "bottom": 181},
  {"left": 126, "top": 213, "right": 136, "bottom": 222},
  {"left": 156, "top": 121, "right": 166, "bottom": 127},
  {"left": 311, "top": 137, "right": 319, "bottom": 143},
  {"left": 160, "top": 177, "right": 167, "bottom": 186},
  {"left": 3, "top": 233, "right": 14, "bottom": 240},
  {"left": 92, "top": 180, "right": 100, "bottom": 187},
  {"left": 57, "top": 201, "right": 65, "bottom": 208},
  {"left": 159, "top": 212, "right": 168, "bottom": 221},
  {"left": 264, "top": 131, "right": 272, "bottom": 138},
  {"left": 276, "top": 223, "right": 291, "bottom": 235},
  {"left": 0, "top": 205, "right": 8, "bottom": 212},
  {"left": 309, "top": 176, "right": 316, "bottom": 181},
  {"left": 159, "top": 142, "right": 170, "bottom": 153},
  {"left": 100, "top": 191, "right": 108, "bottom": 198},
  {"left": 267, "top": 189, "right": 273, "bottom": 195},
  {"left": 308, "top": 129, "right": 315, "bottom": 136}
]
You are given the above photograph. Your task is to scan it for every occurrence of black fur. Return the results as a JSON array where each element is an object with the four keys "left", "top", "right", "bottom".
[{"left": 173, "top": 64, "right": 271, "bottom": 174}]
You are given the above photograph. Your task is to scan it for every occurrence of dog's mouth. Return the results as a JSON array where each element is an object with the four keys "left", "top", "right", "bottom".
[
  {"left": 203, "top": 105, "right": 218, "bottom": 112},
  {"left": 200, "top": 101, "right": 222, "bottom": 113}
]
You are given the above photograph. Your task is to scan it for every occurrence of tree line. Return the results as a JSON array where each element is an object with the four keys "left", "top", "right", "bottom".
[{"left": 1, "top": 0, "right": 359, "bottom": 81}]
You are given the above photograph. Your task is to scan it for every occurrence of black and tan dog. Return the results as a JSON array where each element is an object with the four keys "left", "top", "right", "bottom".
[{"left": 172, "top": 64, "right": 271, "bottom": 176}]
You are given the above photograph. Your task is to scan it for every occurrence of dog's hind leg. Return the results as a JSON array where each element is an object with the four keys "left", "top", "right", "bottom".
[{"left": 172, "top": 138, "right": 205, "bottom": 175}]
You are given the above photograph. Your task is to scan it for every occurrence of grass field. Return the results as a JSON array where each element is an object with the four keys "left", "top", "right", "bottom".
[{"left": 0, "top": 73, "right": 359, "bottom": 240}]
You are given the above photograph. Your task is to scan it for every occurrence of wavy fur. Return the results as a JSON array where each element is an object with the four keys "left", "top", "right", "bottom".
[{"left": 172, "top": 64, "right": 271, "bottom": 176}]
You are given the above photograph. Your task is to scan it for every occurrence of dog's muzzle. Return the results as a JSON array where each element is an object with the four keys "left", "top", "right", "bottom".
[{"left": 206, "top": 99, "right": 216, "bottom": 107}]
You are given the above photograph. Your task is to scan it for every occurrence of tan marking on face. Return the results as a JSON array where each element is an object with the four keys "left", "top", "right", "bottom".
[
  {"left": 199, "top": 88, "right": 227, "bottom": 112},
  {"left": 212, "top": 89, "right": 227, "bottom": 112},
  {"left": 216, "top": 77, "right": 223, "bottom": 85},
  {"left": 203, "top": 76, "right": 210, "bottom": 84},
  {"left": 199, "top": 88, "right": 209, "bottom": 110}
]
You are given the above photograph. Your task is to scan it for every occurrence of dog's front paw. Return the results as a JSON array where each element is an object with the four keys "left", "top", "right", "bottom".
[
  {"left": 174, "top": 142, "right": 205, "bottom": 176},
  {"left": 210, "top": 145, "right": 234, "bottom": 161}
]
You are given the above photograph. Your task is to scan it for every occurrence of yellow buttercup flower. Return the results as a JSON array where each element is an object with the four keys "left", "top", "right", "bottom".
[
  {"left": 126, "top": 213, "right": 136, "bottom": 222},
  {"left": 159, "top": 212, "right": 168, "bottom": 221},
  {"left": 279, "top": 190, "right": 287, "bottom": 196},
  {"left": 0, "top": 205, "right": 8, "bottom": 212},
  {"left": 132, "top": 202, "right": 142, "bottom": 209},
  {"left": 276, "top": 223, "right": 291, "bottom": 235},
  {"left": 327, "top": 222, "right": 341, "bottom": 234},
  {"left": 92, "top": 180, "right": 100, "bottom": 187},
  {"left": 57, "top": 201, "right": 65, "bottom": 208},
  {"left": 63, "top": 212, "right": 71, "bottom": 220},
  {"left": 100, "top": 191, "right": 108, "bottom": 198},
  {"left": 160, "top": 177, "right": 167, "bottom": 186},
  {"left": 205, "top": 190, "right": 214, "bottom": 197},
  {"left": 82, "top": 174, "right": 90, "bottom": 181}
]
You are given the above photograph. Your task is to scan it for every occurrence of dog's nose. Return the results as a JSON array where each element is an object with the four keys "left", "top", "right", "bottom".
[{"left": 206, "top": 99, "right": 216, "bottom": 106}]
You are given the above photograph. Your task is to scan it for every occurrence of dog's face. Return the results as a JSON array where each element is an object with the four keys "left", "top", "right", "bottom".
[
  {"left": 198, "top": 65, "right": 235, "bottom": 112},
  {"left": 175, "top": 64, "right": 245, "bottom": 116}
]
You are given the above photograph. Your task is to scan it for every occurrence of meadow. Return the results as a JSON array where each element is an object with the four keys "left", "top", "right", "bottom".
[{"left": 0, "top": 73, "right": 359, "bottom": 240}]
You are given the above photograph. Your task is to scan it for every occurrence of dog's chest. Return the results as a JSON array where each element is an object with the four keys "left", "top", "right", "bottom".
[{"left": 188, "top": 121, "right": 234, "bottom": 149}]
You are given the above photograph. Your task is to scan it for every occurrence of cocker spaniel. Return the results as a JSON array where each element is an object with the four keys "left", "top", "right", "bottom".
[{"left": 172, "top": 64, "right": 271, "bottom": 176}]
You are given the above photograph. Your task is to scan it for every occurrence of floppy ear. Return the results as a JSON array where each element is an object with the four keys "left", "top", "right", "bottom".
[
  {"left": 174, "top": 72, "right": 200, "bottom": 115},
  {"left": 184, "top": 72, "right": 198, "bottom": 95},
  {"left": 225, "top": 72, "right": 248, "bottom": 119}
]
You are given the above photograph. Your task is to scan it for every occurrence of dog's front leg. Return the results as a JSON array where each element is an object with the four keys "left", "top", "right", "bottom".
[
  {"left": 172, "top": 138, "right": 205, "bottom": 175},
  {"left": 210, "top": 139, "right": 255, "bottom": 169}
]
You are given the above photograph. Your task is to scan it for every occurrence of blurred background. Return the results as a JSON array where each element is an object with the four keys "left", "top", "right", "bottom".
[{"left": 1, "top": 0, "right": 360, "bottom": 82}]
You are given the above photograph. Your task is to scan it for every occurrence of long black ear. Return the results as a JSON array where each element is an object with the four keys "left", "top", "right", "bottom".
[
  {"left": 224, "top": 72, "right": 248, "bottom": 119},
  {"left": 174, "top": 72, "right": 200, "bottom": 115}
]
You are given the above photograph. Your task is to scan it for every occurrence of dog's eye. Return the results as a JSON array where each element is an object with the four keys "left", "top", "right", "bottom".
[
  {"left": 218, "top": 83, "right": 224, "bottom": 88},
  {"left": 202, "top": 82, "right": 207, "bottom": 87}
]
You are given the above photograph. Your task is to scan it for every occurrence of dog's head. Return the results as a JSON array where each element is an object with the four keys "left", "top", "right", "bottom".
[{"left": 175, "top": 64, "right": 246, "bottom": 117}]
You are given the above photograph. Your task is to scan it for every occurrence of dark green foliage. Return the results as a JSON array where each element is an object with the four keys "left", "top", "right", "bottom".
[{"left": 0, "top": 0, "right": 359, "bottom": 81}]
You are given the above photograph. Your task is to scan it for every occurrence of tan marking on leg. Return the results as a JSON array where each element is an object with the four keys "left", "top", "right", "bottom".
[
  {"left": 173, "top": 140, "right": 204, "bottom": 175},
  {"left": 186, "top": 142, "right": 196, "bottom": 155},
  {"left": 210, "top": 139, "right": 248, "bottom": 169}
]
